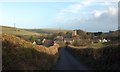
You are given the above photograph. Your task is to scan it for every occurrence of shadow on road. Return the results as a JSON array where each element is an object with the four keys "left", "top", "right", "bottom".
[{"left": 53, "top": 46, "right": 92, "bottom": 70}]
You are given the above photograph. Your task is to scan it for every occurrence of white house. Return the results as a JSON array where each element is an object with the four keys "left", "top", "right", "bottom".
[
  {"left": 103, "top": 38, "right": 108, "bottom": 43},
  {"left": 99, "top": 38, "right": 108, "bottom": 43},
  {"left": 42, "top": 39, "right": 46, "bottom": 43},
  {"left": 99, "top": 39, "right": 102, "bottom": 42},
  {"left": 33, "top": 41, "right": 36, "bottom": 44}
]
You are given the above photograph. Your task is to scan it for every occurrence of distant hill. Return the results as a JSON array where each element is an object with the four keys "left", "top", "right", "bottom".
[
  {"left": 1, "top": 26, "right": 41, "bottom": 35},
  {"left": 25, "top": 28, "right": 72, "bottom": 34},
  {"left": 1, "top": 25, "right": 72, "bottom": 35}
]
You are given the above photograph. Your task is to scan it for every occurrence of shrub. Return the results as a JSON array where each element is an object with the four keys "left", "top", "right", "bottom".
[
  {"left": 29, "top": 35, "right": 36, "bottom": 42},
  {"left": 72, "top": 39, "right": 91, "bottom": 46},
  {"left": 2, "top": 34, "right": 59, "bottom": 70},
  {"left": 36, "top": 39, "right": 42, "bottom": 45},
  {"left": 66, "top": 44, "right": 120, "bottom": 70}
]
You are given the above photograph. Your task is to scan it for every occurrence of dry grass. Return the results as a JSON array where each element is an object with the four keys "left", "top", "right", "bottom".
[
  {"left": 2, "top": 33, "right": 60, "bottom": 70},
  {"left": 68, "top": 42, "right": 104, "bottom": 49},
  {"left": 66, "top": 44, "right": 120, "bottom": 70}
]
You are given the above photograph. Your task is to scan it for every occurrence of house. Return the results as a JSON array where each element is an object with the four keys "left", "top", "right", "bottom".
[
  {"left": 42, "top": 39, "right": 54, "bottom": 47},
  {"left": 99, "top": 38, "right": 108, "bottom": 43},
  {"left": 99, "top": 39, "right": 102, "bottom": 42},
  {"left": 36, "top": 39, "right": 42, "bottom": 45},
  {"left": 65, "top": 32, "right": 72, "bottom": 38},
  {"left": 42, "top": 39, "right": 46, "bottom": 43},
  {"left": 33, "top": 41, "right": 36, "bottom": 44},
  {"left": 73, "top": 30, "right": 78, "bottom": 36},
  {"left": 102, "top": 38, "right": 108, "bottom": 43},
  {"left": 64, "top": 38, "right": 73, "bottom": 44},
  {"left": 72, "top": 29, "right": 86, "bottom": 36},
  {"left": 37, "top": 39, "right": 41, "bottom": 41},
  {"left": 55, "top": 36, "right": 64, "bottom": 41}
]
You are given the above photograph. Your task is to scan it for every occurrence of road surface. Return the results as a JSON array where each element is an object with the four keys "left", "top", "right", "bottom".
[{"left": 53, "top": 47, "right": 91, "bottom": 70}]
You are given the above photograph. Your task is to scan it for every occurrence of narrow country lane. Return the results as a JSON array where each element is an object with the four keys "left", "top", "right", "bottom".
[{"left": 53, "top": 47, "right": 91, "bottom": 70}]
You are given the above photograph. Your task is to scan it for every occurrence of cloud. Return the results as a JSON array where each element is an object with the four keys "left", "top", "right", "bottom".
[
  {"left": 92, "top": 6, "right": 118, "bottom": 18},
  {"left": 0, "top": 0, "right": 119, "bottom": 2},
  {"left": 76, "top": 6, "right": 118, "bottom": 31},
  {"left": 108, "top": 6, "right": 118, "bottom": 15},
  {"left": 55, "top": 0, "right": 95, "bottom": 21},
  {"left": 60, "top": 3, "right": 82, "bottom": 13},
  {"left": 57, "top": 5, "right": 118, "bottom": 31},
  {"left": 93, "top": 10, "right": 105, "bottom": 18},
  {"left": 55, "top": 0, "right": 116, "bottom": 21},
  {"left": 60, "top": 0, "right": 94, "bottom": 13},
  {"left": 54, "top": 1, "right": 118, "bottom": 31},
  {"left": 56, "top": 0, "right": 118, "bottom": 17},
  {"left": 69, "top": 13, "right": 117, "bottom": 31}
]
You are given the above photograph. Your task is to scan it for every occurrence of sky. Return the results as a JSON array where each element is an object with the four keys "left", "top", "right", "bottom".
[{"left": 0, "top": 0, "right": 119, "bottom": 32}]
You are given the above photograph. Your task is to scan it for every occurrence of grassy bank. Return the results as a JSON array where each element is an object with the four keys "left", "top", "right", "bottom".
[
  {"left": 2, "top": 33, "right": 59, "bottom": 70},
  {"left": 66, "top": 44, "right": 120, "bottom": 70}
]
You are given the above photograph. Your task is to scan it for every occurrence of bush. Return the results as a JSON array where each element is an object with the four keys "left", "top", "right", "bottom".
[
  {"left": 2, "top": 34, "right": 59, "bottom": 70},
  {"left": 72, "top": 39, "right": 91, "bottom": 46},
  {"left": 36, "top": 39, "right": 42, "bottom": 45},
  {"left": 72, "top": 40, "right": 81, "bottom": 46},
  {"left": 66, "top": 44, "right": 120, "bottom": 70},
  {"left": 29, "top": 35, "right": 36, "bottom": 42}
]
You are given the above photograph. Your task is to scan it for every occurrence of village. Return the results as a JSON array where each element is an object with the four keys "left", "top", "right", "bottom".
[
  {"left": 2, "top": 1, "right": 120, "bottom": 70},
  {"left": 31, "top": 29, "right": 111, "bottom": 47}
]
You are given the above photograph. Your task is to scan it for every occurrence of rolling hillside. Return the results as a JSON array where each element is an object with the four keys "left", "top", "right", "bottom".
[
  {"left": 1, "top": 26, "right": 41, "bottom": 36},
  {"left": 25, "top": 28, "right": 72, "bottom": 34}
]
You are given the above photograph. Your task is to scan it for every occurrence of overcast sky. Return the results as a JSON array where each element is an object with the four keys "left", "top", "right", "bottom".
[{"left": 0, "top": 0, "right": 119, "bottom": 32}]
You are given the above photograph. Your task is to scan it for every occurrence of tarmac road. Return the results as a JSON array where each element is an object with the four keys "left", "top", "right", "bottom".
[{"left": 53, "top": 47, "right": 91, "bottom": 70}]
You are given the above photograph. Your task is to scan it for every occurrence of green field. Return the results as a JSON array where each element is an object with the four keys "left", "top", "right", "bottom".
[
  {"left": 25, "top": 28, "right": 72, "bottom": 34},
  {"left": 1, "top": 26, "right": 72, "bottom": 35},
  {"left": 1, "top": 26, "right": 41, "bottom": 36}
]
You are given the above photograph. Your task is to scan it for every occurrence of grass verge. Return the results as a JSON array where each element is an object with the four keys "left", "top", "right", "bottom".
[
  {"left": 2, "top": 33, "right": 60, "bottom": 70},
  {"left": 66, "top": 44, "right": 120, "bottom": 70}
]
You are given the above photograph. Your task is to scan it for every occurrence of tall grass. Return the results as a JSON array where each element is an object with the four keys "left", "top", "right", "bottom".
[
  {"left": 2, "top": 33, "right": 59, "bottom": 70},
  {"left": 66, "top": 44, "right": 120, "bottom": 70}
]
